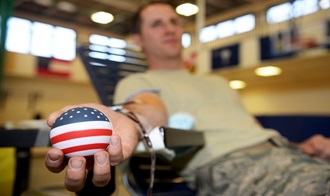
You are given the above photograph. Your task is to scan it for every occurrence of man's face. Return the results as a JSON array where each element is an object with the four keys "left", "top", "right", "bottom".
[{"left": 136, "top": 4, "right": 184, "bottom": 59}]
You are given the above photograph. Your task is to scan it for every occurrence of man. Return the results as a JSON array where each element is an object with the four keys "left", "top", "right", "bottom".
[{"left": 45, "top": 2, "right": 330, "bottom": 195}]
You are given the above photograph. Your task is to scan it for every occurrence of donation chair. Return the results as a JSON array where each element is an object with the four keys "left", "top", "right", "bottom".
[{"left": 120, "top": 126, "right": 204, "bottom": 196}]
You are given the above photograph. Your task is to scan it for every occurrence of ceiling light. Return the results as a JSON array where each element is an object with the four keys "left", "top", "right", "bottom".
[
  {"left": 91, "top": 11, "right": 114, "bottom": 24},
  {"left": 176, "top": 3, "right": 199, "bottom": 16},
  {"left": 229, "top": 80, "right": 246, "bottom": 89},
  {"left": 255, "top": 66, "right": 282, "bottom": 77},
  {"left": 319, "top": 0, "right": 330, "bottom": 9},
  {"left": 57, "top": 1, "right": 77, "bottom": 13},
  {"left": 33, "top": 0, "right": 54, "bottom": 7}
]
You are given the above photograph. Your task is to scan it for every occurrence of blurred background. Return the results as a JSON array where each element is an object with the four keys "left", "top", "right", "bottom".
[{"left": 0, "top": 0, "right": 329, "bottom": 195}]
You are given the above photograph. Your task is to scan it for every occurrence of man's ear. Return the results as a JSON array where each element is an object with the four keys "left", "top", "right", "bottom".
[{"left": 131, "top": 34, "right": 143, "bottom": 49}]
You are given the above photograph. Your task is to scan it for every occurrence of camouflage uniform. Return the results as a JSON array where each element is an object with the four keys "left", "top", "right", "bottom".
[{"left": 185, "top": 137, "right": 330, "bottom": 196}]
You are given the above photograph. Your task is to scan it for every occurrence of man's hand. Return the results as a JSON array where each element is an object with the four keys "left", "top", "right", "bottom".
[
  {"left": 298, "top": 134, "right": 330, "bottom": 161},
  {"left": 45, "top": 103, "right": 139, "bottom": 192}
]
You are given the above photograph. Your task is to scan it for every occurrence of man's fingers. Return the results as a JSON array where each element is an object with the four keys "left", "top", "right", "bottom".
[
  {"left": 64, "top": 157, "right": 88, "bottom": 192},
  {"left": 92, "top": 151, "right": 111, "bottom": 187},
  {"left": 108, "top": 134, "right": 124, "bottom": 166},
  {"left": 45, "top": 148, "right": 66, "bottom": 173},
  {"left": 90, "top": 135, "right": 124, "bottom": 187}
]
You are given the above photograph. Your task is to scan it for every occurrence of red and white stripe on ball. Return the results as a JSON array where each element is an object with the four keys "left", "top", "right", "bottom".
[{"left": 50, "top": 121, "right": 112, "bottom": 157}]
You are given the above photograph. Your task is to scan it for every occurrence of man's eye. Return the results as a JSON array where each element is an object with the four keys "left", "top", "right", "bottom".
[
  {"left": 171, "top": 19, "right": 182, "bottom": 27},
  {"left": 152, "top": 21, "right": 162, "bottom": 27},
  {"left": 171, "top": 20, "right": 178, "bottom": 25}
]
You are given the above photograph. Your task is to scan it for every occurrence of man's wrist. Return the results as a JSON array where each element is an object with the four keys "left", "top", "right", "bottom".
[{"left": 112, "top": 107, "right": 144, "bottom": 140}]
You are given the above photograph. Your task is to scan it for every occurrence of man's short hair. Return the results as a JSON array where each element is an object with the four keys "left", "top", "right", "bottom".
[{"left": 130, "top": 1, "right": 175, "bottom": 34}]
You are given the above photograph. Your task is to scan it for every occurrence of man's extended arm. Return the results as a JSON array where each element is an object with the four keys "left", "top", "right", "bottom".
[{"left": 44, "top": 93, "right": 167, "bottom": 192}]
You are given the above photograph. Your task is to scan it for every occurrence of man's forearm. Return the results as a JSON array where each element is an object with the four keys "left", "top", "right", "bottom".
[{"left": 123, "top": 92, "right": 168, "bottom": 131}]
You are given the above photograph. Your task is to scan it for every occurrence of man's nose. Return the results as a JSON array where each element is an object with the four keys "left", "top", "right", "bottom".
[{"left": 163, "top": 22, "right": 176, "bottom": 32}]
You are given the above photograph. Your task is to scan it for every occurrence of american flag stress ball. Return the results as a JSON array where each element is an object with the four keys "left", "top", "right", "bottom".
[{"left": 50, "top": 107, "right": 113, "bottom": 157}]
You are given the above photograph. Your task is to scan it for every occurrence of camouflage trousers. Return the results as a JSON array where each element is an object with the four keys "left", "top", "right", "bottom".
[{"left": 186, "top": 137, "right": 330, "bottom": 196}]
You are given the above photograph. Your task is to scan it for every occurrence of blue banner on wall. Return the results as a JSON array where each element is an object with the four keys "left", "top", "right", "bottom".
[
  {"left": 326, "top": 20, "right": 330, "bottom": 49},
  {"left": 260, "top": 36, "right": 295, "bottom": 61},
  {"left": 211, "top": 44, "right": 239, "bottom": 70}
]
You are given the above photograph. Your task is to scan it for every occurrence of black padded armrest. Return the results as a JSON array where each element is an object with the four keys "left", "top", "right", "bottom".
[
  {"left": 0, "top": 129, "right": 50, "bottom": 147},
  {"left": 161, "top": 126, "right": 205, "bottom": 148},
  {"left": 159, "top": 127, "right": 205, "bottom": 171}
]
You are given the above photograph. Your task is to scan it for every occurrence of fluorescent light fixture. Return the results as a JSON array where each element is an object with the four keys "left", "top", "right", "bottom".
[
  {"left": 89, "top": 44, "right": 108, "bottom": 52},
  {"left": 108, "top": 48, "right": 126, "bottom": 55},
  {"left": 108, "top": 54, "right": 126, "bottom": 62},
  {"left": 89, "top": 34, "right": 108, "bottom": 45},
  {"left": 91, "top": 11, "right": 114, "bottom": 24},
  {"left": 90, "top": 62, "right": 107, "bottom": 67},
  {"left": 255, "top": 66, "right": 282, "bottom": 77},
  {"left": 176, "top": 3, "right": 199, "bottom": 16},
  {"left": 89, "top": 51, "right": 108, "bottom": 59},
  {"left": 229, "top": 80, "right": 246, "bottom": 89},
  {"left": 108, "top": 38, "right": 127, "bottom": 48}
]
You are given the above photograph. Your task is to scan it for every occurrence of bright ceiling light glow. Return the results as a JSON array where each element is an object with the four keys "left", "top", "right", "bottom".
[
  {"left": 255, "top": 66, "right": 282, "bottom": 77},
  {"left": 229, "top": 80, "right": 247, "bottom": 89},
  {"left": 91, "top": 11, "right": 114, "bottom": 24},
  {"left": 176, "top": 3, "right": 199, "bottom": 16},
  {"left": 320, "top": 0, "right": 330, "bottom": 9}
]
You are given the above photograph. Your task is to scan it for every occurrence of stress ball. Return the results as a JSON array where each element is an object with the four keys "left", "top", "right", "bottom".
[{"left": 50, "top": 107, "right": 113, "bottom": 157}]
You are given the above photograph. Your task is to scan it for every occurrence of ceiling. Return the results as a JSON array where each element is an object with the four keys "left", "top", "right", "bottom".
[{"left": 12, "top": 0, "right": 257, "bottom": 36}]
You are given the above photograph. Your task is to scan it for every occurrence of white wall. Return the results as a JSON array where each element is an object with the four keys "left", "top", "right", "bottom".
[{"left": 240, "top": 81, "right": 330, "bottom": 115}]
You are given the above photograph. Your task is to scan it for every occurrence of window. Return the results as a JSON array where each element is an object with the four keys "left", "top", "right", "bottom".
[
  {"left": 292, "top": 0, "right": 318, "bottom": 18},
  {"left": 199, "top": 25, "right": 217, "bottom": 43},
  {"left": 5, "top": 17, "right": 31, "bottom": 54},
  {"left": 267, "top": 2, "right": 292, "bottom": 24},
  {"left": 182, "top": 33, "right": 191, "bottom": 48},
  {"left": 31, "top": 22, "right": 53, "bottom": 58},
  {"left": 5, "top": 17, "right": 76, "bottom": 61},
  {"left": 216, "top": 20, "right": 235, "bottom": 38},
  {"left": 235, "top": 14, "right": 255, "bottom": 33},
  {"left": 200, "top": 14, "right": 255, "bottom": 43},
  {"left": 53, "top": 27, "right": 76, "bottom": 61},
  {"left": 267, "top": 0, "right": 320, "bottom": 24}
]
